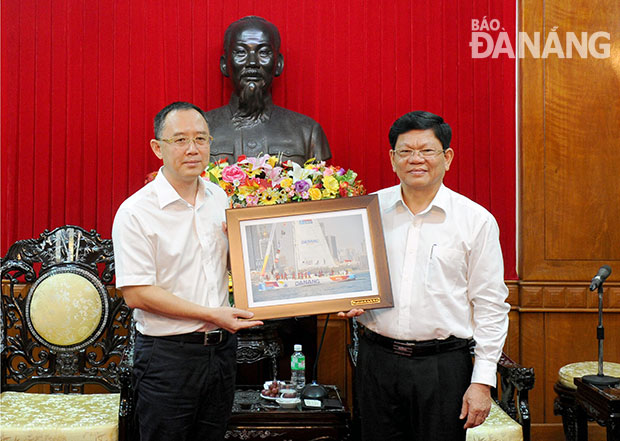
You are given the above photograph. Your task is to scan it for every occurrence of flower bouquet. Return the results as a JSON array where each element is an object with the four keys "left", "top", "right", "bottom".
[{"left": 203, "top": 154, "right": 365, "bottom": 208}]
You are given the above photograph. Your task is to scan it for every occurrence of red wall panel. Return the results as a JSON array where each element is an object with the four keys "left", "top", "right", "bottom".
[{"left": 1, "top": 0, "right": 518, "bottom": 279}]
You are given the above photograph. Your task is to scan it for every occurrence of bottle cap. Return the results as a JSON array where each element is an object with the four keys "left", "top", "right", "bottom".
[{"left": 294, "top": 344, "right": 302, "bottom": 352}]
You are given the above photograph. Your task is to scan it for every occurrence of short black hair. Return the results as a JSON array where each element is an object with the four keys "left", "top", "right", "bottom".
[
  {"left": 223, "top": 16, "right": 281, "bottom": 52},
  {"left": 153, "top": 102, "right": 209, "bottom": 139},
  {"left": 388, "top": 111, "right": 452, "bottom": 151}
]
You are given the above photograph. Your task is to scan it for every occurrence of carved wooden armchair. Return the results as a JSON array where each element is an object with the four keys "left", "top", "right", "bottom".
[
  {"left": 0, "top": 226, "right": 134, "bottom": 441},
  {"left": 347, "top": 318, "right": 535, "bottom": 441}
]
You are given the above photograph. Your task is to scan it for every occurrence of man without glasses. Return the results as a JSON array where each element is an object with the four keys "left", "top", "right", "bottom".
[{"left": 206, "top": 16, "right": 331, "bottom": 165}]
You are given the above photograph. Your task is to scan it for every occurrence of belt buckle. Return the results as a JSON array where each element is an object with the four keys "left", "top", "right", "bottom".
[
  {"left": 204, "top": 330, "right": 224, "bottom": 346},
  {"left": 393, "top": 341, "right": 415, "bottom": 356}
]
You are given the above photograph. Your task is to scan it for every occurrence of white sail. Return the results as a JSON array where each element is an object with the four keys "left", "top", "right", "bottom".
[{"left": 293, "top": 219, "right": 336, "bottom": 270}]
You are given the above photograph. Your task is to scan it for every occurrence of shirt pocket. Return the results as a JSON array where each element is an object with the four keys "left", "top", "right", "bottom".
[
  {"left": 202, "top": 218, "right": 228, "bottom": 262},
  {"left": 424, "top": 246, "right": 467, "bottom": 295}
]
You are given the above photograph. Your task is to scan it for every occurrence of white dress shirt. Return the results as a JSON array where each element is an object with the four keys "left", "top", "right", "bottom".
[
  {"left": 358, "top": 184, "right": 510, "bottom": 386},
  {"left": 112, "top": 168, "right": 229, "bottom": 336}
]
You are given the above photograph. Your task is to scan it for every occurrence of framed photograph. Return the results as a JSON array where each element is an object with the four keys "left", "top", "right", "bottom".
[{"left": 226, "top": 194, "right": 393, "bottom": 320}]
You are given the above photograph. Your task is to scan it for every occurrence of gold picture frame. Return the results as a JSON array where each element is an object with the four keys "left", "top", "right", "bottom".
[{"left": 226, "top": 194, "right": 393, "bottom": 320}]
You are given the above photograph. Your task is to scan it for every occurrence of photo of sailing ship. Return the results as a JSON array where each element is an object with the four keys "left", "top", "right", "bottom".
[{"left": 239, "top": 209, "right": 377, "bottom": 307}]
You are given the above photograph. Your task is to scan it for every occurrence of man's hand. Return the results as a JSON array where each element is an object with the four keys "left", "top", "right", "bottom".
[
  {"left": 336, "top": 309, "right": 365, "bottom": 318},
  {"left": 460, "top": 383, "right": 492, "bottom": 429},
  {"left": 207, "top": 307, "right": 263, "bottom": 333}
]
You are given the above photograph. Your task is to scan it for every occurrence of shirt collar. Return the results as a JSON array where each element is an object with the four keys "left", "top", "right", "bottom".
[
  {"left": 153, "top": 167, "right": 207, "bottom": 209},
  {"left": 384, "top": 183, "right": 449, "bottom": 216},
  {"left": 428, "top": 184, "right": 450, "bottom": 213}
]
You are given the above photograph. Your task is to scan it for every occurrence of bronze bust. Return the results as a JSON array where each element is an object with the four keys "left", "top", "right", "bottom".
[{"left": 206, "top": 16, "right": 332, "bottom": 165}]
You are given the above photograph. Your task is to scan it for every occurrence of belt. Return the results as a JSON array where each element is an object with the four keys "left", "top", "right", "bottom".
[
  {"left": 146, "top": 330, "right": 229, "bottom": 346},
  {"left": 360, "top": 326, "right": 473, "bottom": 357}
]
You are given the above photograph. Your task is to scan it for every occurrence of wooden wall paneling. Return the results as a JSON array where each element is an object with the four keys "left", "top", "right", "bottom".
[
  {"left": 605, "top": 286, "right": 620, "bottom": 308},
  {"left": 520, "top": 312, "right": 547, "bottom": 424},
  {"left": 543, "top": 312, "right": 620, "bottom": 425},
  {"left": 519, "top": 282, "right": 620, "bottom": 312},
  {"left": 564, "top": 286, "right": 588, "bottom": 308},
  {"left": 519, "top": 0, "right": 545, "bottom": 282},
  {"left": 520, "top": 284, "right": 544, "bottom": 308},
  {"left": 531, "top": 423, "right": 607, "bottom": 441},
  {"left": 504, "top": 281, "right": 521, "bottom": 361},
  {"left": 520, "top": 0, "right": 620, "bottom": 281},
  {"left": 520, "top": 3, "right": 620, "bottom": 434},
  {"left": 316, "top": 315, "right": 353, "bottom": 409},
  {"left": 505, "top": 309, "right": 520, "bottom": 363},
  {"left": 518, "top": 283, "right": 620, "bottom": 426},
  {"left": 543, "top": 0, "right": 620, "bottom": 265}
]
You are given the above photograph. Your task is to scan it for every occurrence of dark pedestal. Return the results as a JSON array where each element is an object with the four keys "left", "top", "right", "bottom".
[
  {"left": 226, "top": 385, "right": 350, "bottom": 441},
  {"left": 573, "top": 377, "right": 620, "bottom": 441},
  {"left": 554, "top": 381, "right": 581, "bottom": 441},
  {"left": 236, "top": 316, "right": 317, "bottom": 385}
]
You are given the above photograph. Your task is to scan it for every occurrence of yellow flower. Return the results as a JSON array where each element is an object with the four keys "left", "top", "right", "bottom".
[
  {"left": 276, "top": 189, "right": 289, "bottom": 203},
  {"left": 280, "top": 178, "right": 293, "bottom": 189},
  {"left": 267, "top": 156, "right": 278, "bottom": 167},
  {"left": 209, "top": 167, "right": 222, "bottom": 179},
  {"left": 259, "top": 188, "right": 279, "bottom": 205},
  {"left": 245, "top": 164, "right": 262, "bottom": 177},
  {"left": 238, "top": 184, "right": 258, "bottom": 196},
  {"left": 308, "top": 187, "right": 322, "bottom": 200},
  {"left": 322, "top": 188, "right": 335, "bottom": 199},
  {"left": 323, "top": 175, "right": 339, "bottom": 194}
]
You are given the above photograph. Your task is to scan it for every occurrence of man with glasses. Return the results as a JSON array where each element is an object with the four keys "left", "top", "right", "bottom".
[
  {"left": 355, "top": 111, "right": 510, "bottom": 440},
  {"left": 112, "top": 101, "right": 263, "bottom": 441},
  {"left": 206, "top": 16, "right": 331, "bottom": 165}
]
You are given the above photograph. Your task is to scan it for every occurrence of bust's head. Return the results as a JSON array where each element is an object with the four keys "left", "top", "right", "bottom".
[{"left": 220, "top": 16, "right": 284, "bottom": 100}]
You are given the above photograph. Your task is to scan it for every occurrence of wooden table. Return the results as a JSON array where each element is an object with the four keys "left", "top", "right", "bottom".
[
  {"left": 573, "top": 377, "right": 620, "bottom": 441},
  {"left": 226, "top": 385, "right": 351, "bottom": 441}
]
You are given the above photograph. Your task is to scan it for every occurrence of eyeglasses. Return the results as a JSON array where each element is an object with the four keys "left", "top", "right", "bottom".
[
  {"left": 159, "top": 135, "right": 214, "bottom": 148},
  {"left": 392, "top": 148, "right": 445, "bottom": 160}
]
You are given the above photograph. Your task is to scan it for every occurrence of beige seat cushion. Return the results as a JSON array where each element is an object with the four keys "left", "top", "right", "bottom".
[
  {"left": 466, "top": 400, "right": 523, "bottom": 441},
  {"left": 558, "top": 361, "right": 620, "bottom": 390},
  {"left": 0, "top": 391, "right": 119, "bottom": 441}
]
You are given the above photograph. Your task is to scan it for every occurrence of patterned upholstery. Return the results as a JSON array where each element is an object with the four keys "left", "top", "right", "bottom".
[
  {"left": 558, "top": 361, "right": 620, "bottom": 389},
  {"left": 29, "top": 272, "right": 104, "bottom": 346},
  {"left": 466, "top": 400, "right": 523, "bottom": 441},
  {"left": 0, "top": 392, "right": 120, "bottom": 441}
]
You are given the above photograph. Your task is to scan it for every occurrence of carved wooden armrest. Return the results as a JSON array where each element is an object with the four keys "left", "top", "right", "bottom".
[
  {"left": 117, "top": 322, "right": 135, "bottom": 441},
  {"left": 347, "top": 318, "right": 360, "bottom": 368},
  {"left": 495, "top": 352, "right": 535, "bottom": 441}
]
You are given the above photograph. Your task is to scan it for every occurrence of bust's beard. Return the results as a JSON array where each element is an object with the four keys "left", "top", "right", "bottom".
[{"left": 232, "top": 81, "right": 269, "bottom": 129}]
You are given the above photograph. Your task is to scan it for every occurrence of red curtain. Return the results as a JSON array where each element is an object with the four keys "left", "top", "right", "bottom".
[{"left": 1, "top": 0, "right": 517, "bottom": 279}]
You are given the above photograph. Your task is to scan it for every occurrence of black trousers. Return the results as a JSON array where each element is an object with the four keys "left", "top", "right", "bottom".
[
  {"left": 133, "top": 332, "right": 238, "bottom": 441},
  {"left": 356, "top": 335, "right": 473, "bottom": 441}
]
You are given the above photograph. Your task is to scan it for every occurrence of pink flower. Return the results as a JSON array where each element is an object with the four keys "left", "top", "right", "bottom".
[
  {"left": 222, "top": 165, "right": 247, "bottom": 184},
  {"left": 240, "top": 154, "right": 268, "bottom": 169},
  {"left": 246, "top": 195, "right": 259, "bottom": 206},
  {"left": 265, "top": 166, "right": 284, "bottom": 186}
]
